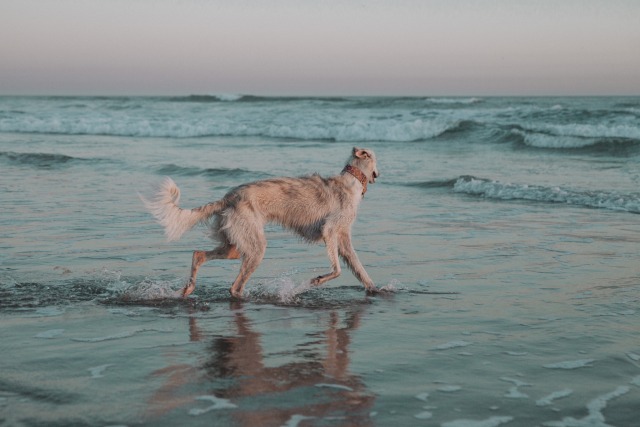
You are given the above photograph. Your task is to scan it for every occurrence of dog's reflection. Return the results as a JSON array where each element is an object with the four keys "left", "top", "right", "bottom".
[{"left": 148, "top": 302, "right": 375, "bottom": 426}]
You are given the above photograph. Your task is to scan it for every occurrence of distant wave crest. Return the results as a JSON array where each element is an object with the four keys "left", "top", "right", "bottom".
[
  {"left": 170, "top": 94, "right": 352, "bottom": 103},
  {"left": 0, "top": 115, "right": 462, "bottom": 142},
  {"left": 0, "top": 151, "right": 107, "bottom": 169},
  {"left": 451, "top": 176, "right": 640, "bottom": 214},
  {"left": 512, "top": 124, "right": 640, "bottom": 149},
  {"left": 408, "top": 175, "right": 640, "bottom": 214},
  {"left": 424, "top": 97, "right": 483, "bottom": 105},
  {"left": 156, "top": 164, "right": 268, "bottom": 179}
]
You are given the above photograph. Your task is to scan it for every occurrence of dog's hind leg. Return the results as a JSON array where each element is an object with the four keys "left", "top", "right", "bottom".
[
  {"left": 229, "top": 252, "right": 265, "bottom": 299},
  {"left": 311, "top": 235, "right": 341, "bottom": 286},
  {"left": 182, "top": 244, "right": 241, "bottom": 297},
  {"left": 229, "top": 234, "right": 266, "bottom": 299}
]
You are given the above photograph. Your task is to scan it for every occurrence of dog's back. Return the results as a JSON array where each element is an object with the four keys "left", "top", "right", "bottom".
[{"left": 222, "top": 174, "right": 359, "bottom": 243}]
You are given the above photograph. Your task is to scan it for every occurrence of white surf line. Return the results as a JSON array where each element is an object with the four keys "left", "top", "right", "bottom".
[
  {"left": 536, "top": 389, "right": 573, "bottom": 407},
  {"left": 543, "top": 386, "right": 630, "bottom": 427}
]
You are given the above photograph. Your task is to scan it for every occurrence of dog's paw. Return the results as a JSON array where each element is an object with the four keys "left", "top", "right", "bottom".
[
  {"left": 229, "top": 290, "right": 246, "bottom": 301},
  {"left": 366, "top": 286, "right": 393, "bottom": 297},
  {"left": 181, "top": 283, "right": 196, "bottom": 298}
]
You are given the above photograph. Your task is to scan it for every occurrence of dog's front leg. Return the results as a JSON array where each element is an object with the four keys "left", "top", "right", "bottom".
[
  {"left": 338, "top": 233, "right": 377, "bottom": 293},
  {"left": 311, "top": 236, "right": 341, "bottom": 286}
]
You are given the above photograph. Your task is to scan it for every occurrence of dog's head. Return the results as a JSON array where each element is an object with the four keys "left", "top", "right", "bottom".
[{"left": 351, "top": 147, "right": 379, "bottom": 184}]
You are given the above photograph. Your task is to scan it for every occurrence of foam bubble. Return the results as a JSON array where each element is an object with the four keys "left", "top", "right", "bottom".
[
  {"left": 414, "top": 411, "right": 433, "bottom": 420},
  {"left": 500, "top": 377, "right": 531, "bottom": 399},
  {"left": 35, "top": 329, "right": 65, "bottom": 339},
  {"left": 442, "top": 416, "right": 513, "bottom": 427},
  {"left": 536, "top": 389, "right": 573, "bottom": 407},
  {"left": 438, "top": 385, "right": 462, "bottom": 393},
  {"left": 432, "top": 340, "right": 472, "bottom": 351},
  {"left": 415, "top": 392, "right": 430, "bottom": 402},
  {"left": 88, "top": 364, "right": 114, "bottom": 379},
  {"left": 188, "top": 395, "right": 237, "bottom": 416},
  {"left": 281, "top": 414, "right": 316, "bottom": 427},
  {"left": 543, "top": 359, "right": 595, "bottom": 370}
]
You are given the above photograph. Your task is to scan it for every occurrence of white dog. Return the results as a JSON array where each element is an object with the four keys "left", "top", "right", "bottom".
[{"left": 141, "top": 147, "right": 379, "bottom": 298}]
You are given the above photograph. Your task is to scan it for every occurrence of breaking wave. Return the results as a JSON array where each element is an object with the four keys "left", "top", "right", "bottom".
[
  {"left": 510, "top": 125, "right": 640, "bottom": 150},
  {"left": 1, "top": 96, "right": 638, "bottom": 147},
  {"left": 411, "top": 176, "right": 640, "bottom": 214},
  {"left": 0, "top": 114, "right": 462, "bottom": 142},
  {"left": 453, "top": 176, "right": 640, "bottom": 213}
]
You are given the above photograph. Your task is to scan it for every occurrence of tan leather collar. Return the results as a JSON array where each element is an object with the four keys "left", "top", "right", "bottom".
[{"left": 342, "top": 165, "right": 368, "bottom": 197}]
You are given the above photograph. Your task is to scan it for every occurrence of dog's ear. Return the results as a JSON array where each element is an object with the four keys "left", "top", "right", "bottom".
[{"left": 353, "top": 147, "right": 370, "bottom": 159}]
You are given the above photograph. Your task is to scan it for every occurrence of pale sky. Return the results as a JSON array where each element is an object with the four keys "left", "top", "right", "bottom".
[{"left": 1, "top": 0, "right": 639, "bottom": 96}]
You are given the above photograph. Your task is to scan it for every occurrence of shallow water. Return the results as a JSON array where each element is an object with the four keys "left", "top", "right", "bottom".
[{"left": 1, "top": 96, "right": 639, "bottom": 426}]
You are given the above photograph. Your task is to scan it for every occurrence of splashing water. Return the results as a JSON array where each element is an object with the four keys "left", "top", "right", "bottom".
[
  {"left": 248, "top": 273, "right": 399, "bottom": 304},
  {"left": 120, "top": 277, "right": 183, "bottom": 301},
  {"left": 249, "top": 272, "right": 315, "bottom": 304},
  {"left": 380, "top": 280, "right": 400, "bottom": 293}
]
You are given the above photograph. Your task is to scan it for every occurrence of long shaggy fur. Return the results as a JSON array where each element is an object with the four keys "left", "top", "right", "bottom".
[{"left": 139, "top": 177, "right": 223, "bottom": 242}]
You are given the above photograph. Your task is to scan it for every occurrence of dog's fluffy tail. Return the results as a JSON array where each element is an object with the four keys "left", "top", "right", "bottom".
[{"left": 140, "top": 177, "right": 225, "bottom": 242}]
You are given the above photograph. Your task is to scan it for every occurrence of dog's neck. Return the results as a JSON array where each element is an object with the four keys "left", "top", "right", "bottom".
[{"left": 342, "top": 164, "right": 368, "bottom": 197}]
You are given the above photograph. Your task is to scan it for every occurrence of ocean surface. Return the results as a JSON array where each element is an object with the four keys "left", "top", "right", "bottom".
[{"left": 1, "top": 95, "right": 639, "bottom": 427}]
